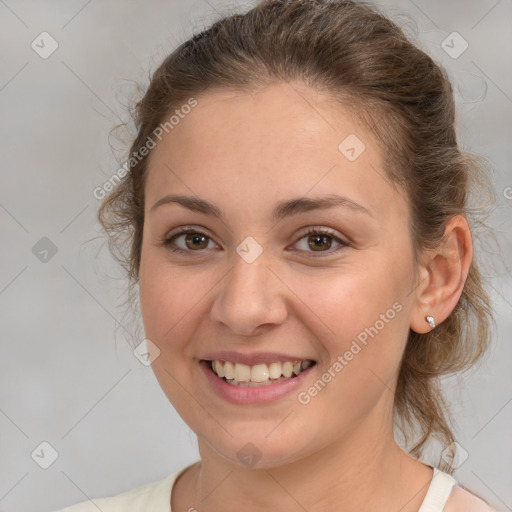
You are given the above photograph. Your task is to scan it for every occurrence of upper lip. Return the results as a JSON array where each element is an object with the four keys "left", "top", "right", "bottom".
[{"left": 200, "top": 351, "right": 316, "bottom": 366}]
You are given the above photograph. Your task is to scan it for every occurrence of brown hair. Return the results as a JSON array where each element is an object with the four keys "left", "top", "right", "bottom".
[{"left": 99, "top": 0, "right": 494, "bottom": 472}]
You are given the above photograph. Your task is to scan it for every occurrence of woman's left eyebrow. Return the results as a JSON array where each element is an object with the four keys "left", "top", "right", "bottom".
[{"left": 150, "top": 193, "right": 374, "bottom": 220}]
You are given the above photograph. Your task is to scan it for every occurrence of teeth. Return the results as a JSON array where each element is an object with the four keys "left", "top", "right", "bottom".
[
  {"left": 224, "top": 361, "right": 235, "bottom": 380},
  {"left": 282, "top": 361, "right": 293, "bottom": 378},
  {"left": 209, "top": 359, "right": 314, "bottom": 385},
  {"left": 234, "top": 363, "right": 251, "bottom": 382},
  {"left": 268, "top": 362, "right": 282, "bottom": 379},
  {"left": 213, "top": 360, "right": 224, "bottom": 378},
  {"left": 251, "top": 364, "right": 269, "bottom": 382}
]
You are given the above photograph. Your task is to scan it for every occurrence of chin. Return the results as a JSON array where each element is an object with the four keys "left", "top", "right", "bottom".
[{"left": 197, "top": 423, "right": 317, "bottom": 471}]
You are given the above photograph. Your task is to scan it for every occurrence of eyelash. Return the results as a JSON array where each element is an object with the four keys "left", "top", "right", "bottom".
[{"left": 161, "top": 226, "right": 350, "bottom": 258}]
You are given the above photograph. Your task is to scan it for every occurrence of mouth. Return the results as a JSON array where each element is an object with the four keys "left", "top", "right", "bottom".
[{"left": 204, "top": 359, "right": 317, "bottom": 387}]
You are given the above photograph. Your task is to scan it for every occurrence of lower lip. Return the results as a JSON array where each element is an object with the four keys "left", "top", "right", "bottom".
[{"left": 199, "top": 360, "right": 315, "bottom": 405}]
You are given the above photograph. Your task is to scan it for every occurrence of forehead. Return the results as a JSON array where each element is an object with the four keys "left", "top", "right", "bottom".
[
  {"left": 153, "top": 82, "right": 369, "bottom": 159},
  {"left": 144, "top": 82, "right": 407, "bottom": 222}
]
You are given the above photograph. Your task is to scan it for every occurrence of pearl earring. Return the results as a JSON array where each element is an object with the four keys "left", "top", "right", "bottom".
[{"left": 425, "top": 315, "right": 436, "bottom": 330}]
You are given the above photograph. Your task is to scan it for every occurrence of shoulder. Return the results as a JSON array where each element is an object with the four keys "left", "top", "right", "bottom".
[
  {"left": 53, "top": 472, "right": 177, "bottom": 512},
  {"left": 444, "top": 485, "right": 497, "bottom": 512}
]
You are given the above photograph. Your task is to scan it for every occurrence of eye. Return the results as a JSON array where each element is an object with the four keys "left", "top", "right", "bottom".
[
  {"left": 161, "top": 226, "right": 349, "bottom": 257},
  {"left": 292, "top": 227, "right": 349, "bottom": 257},
  {"left": 163, "top": 228, "right": 219, "bottom": 253}
]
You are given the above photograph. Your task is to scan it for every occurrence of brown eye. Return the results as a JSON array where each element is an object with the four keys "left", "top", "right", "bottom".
[
  {"left": 307, "top": 233, "right": 333, "bottom": 251},
  {"left": 164, "top": 229, "right": 218, "bottom": 253},
  {"left": 293, "top": 228, "right": 348, "bottom": 257},
  {"left": 183, "top": 233, "right": 209, "bottom": 250}
]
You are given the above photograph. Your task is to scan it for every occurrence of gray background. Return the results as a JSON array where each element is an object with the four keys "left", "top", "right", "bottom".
[{"left": 0, "top": 1, "right": 511, "bottom": 511}]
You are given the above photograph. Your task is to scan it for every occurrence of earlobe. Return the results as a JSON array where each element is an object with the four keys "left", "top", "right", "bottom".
[
  {"left": 409, "top": 215, "right": 473, "bottom": 334},
  {"left": 425, "top": 315, "right": 436, "bottom": 330}
]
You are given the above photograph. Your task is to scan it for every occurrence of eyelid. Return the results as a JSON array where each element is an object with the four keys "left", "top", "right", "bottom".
[
  {"left": 161, "top": 225, "right": 350, "bottom": 256},
  {"left": 293, "top": 225, "right": 345, "bottom": 242},
  {"left": 289, "top": 226, "right": 350, "bottom": 256},
  {"left": 162, "top": 225, "right": 221, "bottom": 252}
]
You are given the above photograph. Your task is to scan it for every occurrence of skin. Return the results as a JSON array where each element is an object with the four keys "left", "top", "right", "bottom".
[{"left": 138, "top": 81, "right": 481, "bottom": 511}]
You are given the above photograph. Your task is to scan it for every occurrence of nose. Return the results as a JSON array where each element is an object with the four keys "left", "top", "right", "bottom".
[{"left": 209, "top": 253, "right": 288, "bottom": 337}]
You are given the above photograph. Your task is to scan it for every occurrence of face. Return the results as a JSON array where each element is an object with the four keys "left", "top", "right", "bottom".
[{"left": 139, "top": 82, "right": 417, "bottom": 469}]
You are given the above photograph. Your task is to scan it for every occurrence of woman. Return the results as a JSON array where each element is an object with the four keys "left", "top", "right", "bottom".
[{"left": 58, "top": 0, "right": 496, "bottom": 510}]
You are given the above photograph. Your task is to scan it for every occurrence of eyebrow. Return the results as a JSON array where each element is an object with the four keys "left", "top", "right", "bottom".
[{"left": 150, "top": 193, "right": 373, "bottom": 221}]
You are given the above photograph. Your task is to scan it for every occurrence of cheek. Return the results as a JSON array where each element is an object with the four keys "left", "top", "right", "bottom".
[
  {"left": 292, "top": 273, "right": 409, "bottom": 432},
  {"left": 138, "top": 253, "right": 205, "bottom": 409},
  {"left": 139, "top": 246, "right": 222, "bottom": 366},
  {"left": 295, "top": 261, "right": 406, "bottom": 340},
  {"left": 292, "top": 256, "right": 410, "bottom": 389},
  {"left": 140, "top": 263, "right": 196, "bottom": 345}
]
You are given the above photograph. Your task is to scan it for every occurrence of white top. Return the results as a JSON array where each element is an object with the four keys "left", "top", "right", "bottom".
[
  {"left": 56, "top": 465, "right": 459, "bottom": 512},
  {"left": 418, "top": 468, "right": 457, "bottom": 512}
]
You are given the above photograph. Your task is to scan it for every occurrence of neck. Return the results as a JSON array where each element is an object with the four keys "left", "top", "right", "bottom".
[{"left": 182, "top": 404, "right": 433, "bottom": 512}]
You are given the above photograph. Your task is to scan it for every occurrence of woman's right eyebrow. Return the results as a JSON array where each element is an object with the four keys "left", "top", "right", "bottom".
[{"left": 149, "top": 193, "right": 375, "bottom": 220}]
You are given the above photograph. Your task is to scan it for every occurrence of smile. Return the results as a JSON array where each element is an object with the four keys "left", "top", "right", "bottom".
[{"left": 208, "top": 359, "right": 315, "bottom": 386}]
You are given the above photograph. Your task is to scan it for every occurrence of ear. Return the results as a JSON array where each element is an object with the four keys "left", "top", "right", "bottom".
[{"left": 410, "top": 215, "right": 473, "bottom": 334}]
